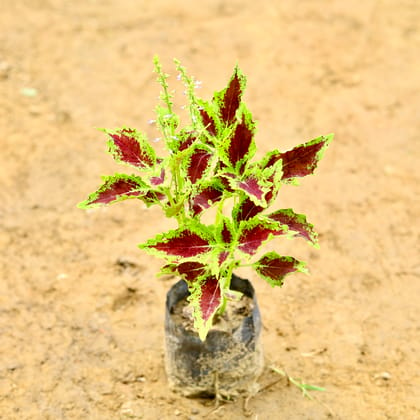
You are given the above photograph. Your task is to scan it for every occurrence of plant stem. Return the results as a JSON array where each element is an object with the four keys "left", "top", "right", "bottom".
[{"left": 154, "top": 56, "right": 173, "bottom": 115}]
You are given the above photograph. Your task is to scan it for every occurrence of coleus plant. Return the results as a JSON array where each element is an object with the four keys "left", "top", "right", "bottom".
[{"left": 78, "top": 57, "right": 333, "bottom": 340}]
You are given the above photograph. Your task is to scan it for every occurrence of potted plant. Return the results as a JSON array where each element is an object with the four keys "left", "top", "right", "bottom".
[{"left": 78, "top": 57, "right": 333, "bottom": 399}]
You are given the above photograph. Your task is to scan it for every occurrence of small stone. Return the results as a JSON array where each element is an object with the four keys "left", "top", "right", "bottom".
[
  {"left": 0, "top": 61, "right": 11, "bottom": 79},
  {"left": 28, "top": 105, "right": 43, "bottom": 115},
  {"left": 374, "top": 371, "right": 391, "bottom": 381},
  {"left": 174, "top": 409, "right": 181, "bottom": 416},
  {"left": 4, "top": 361, "right": 22, "bottom": 371},
  {"left": 54, "top": 110, "right": 72, "bottom": 123}
]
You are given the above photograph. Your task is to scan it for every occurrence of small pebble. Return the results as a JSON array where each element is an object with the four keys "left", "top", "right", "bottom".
[
  {"left": 28, "top": 105, "right": 43, "bottom": 115},
  {"left": 374, "top": 371, "right": 391, "bottom": 380},
  {"left": 0, "top": 61, "right": 11, "bottom": 79}
]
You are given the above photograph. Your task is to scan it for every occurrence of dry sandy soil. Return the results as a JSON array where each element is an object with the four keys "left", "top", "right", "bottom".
[{"left": 1, "top": 1, "right": 419, "bottom": 419}]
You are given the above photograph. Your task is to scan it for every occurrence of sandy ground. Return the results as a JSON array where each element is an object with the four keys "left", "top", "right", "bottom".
[{"left": 1, "top": 1, "right": 419, "bottom": 419}]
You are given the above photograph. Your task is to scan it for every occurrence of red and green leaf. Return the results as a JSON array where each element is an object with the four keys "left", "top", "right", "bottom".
[
  {"left": 189, "top": 183, "right": 224, "bottom": 216},
  {"left": 214, "top": 66, "right": 246, "bottom": 125},
  {"left": 211, "top": 219, "right": 235, "bottom": 266},
  {"left": 199, "top": 107, "right": 217, "bottom": 136},
  {"left": 280, "top": 134, "right": 333, "bottom": 182},
  {"left": 260, "top": 149, "right": 282, "bottom": 170},
  {"left": 161, "top": 261, "right": 207, "bottom": 282},
  {"left": 257, "top": 151, "right": 284, "bottom": 204},
  {"left": 225, "top": 112, "right": 256, "bottom": 173},
  {"left": 233, "top": 196, "right": 264, "bottom": 223},
  {"left": 178, "top": 262, "right": 207, "bottom": 282},
  {"left": 78, "top": 174, "right": 150, "bottom": 208},
  {"left": 141, "top": 190, "right": 166, "bottom": 207},
  {"left": 254, "top": 252, "right": 307, "bottom": 286},
  {"left": 226, "top": 152, "right": 282, "bottom": 207},
  {"left": 238, "top": 218, "right": 286, "bottom": 256},
  {"left": 188, "top": 274, "right": 222, "bottom": 340},
  {"left": 178, "top": 131, "right": 197, "bottom": 151},
  {"left": 226, "top": 171, "right": 271, "bottom": 207},
  {"left": 186, "top": 147, "right": 212, "bottom": 184},
  {"left": 199, "top": 275, "right": 221, "bottom": 321},
  {"left": 268, "top": 209, "right": 318, "bottom": 246},
  {"left": 105, "top": 128, "right": 156, "bottom": 169},
  {"left": 237, "top": 176, "right": 266, "bottom": 204},
  {"left": 139, "top": 224, "right": 213, "bottom": 259},
  {"left": 220, "top": 219, "right": 233, "bottom": 244},
  {"left": 150, "top": 168, "right": 165, "bottom": 186}
]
